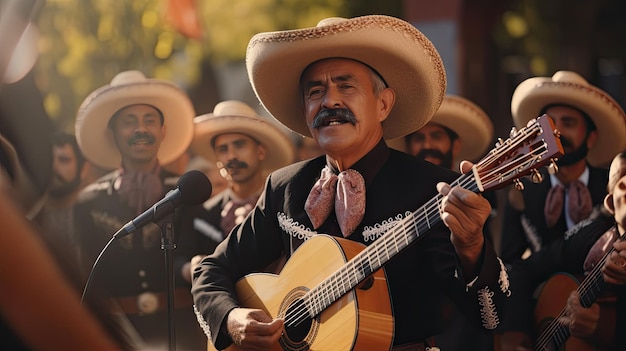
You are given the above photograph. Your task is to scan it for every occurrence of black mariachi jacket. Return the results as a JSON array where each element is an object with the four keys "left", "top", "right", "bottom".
[
  {"left": 499, "top": 207, "right": 622, "bottom": 346},
  {"left": 74, "top": 168, "right": 195, "bottom": 297},
  {"left": 500, "top": 165, "right": 608, "bottom": 265},
  {"left": 192, "top": 141, "right": 510, "bottom": 349}
]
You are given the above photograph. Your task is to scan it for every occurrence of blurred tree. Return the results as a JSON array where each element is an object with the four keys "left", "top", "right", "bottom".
[
  {"left": 493, "top": 0, "right": 626, "bottom": 78},
  {"left": 34, "top": 0, "right": 346, "bottom": 132}
]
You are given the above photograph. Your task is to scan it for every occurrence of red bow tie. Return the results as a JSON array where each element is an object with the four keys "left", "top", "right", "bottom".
[{"left": 304, "top": 166, "right": 366, "bottom": 237}]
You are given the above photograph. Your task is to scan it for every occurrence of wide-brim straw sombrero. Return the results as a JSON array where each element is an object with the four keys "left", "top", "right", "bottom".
[
  {"left": 190, "top": 100, "right": 295, "bottom": 172},
  {"left": 388, "top": 95, "right": 494, "bottom": 163},
  {"left": 246, "top": 15, "right": 447, "bottom": 140},
  {"left": 511, "top": 70, "right": 626, "bottom": 168},
  {"left": 75, "top": 70, "right": 195, "bottom": 170}
]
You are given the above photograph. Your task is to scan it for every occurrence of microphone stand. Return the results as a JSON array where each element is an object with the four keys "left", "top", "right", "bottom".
[{"left": 160, "top": 216, "right": 177, "bottom": 351}]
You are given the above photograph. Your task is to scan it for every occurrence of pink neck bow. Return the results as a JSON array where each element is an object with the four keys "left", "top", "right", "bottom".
[
  {"left": 544, "top": 180, "right": 592, "bottom": 228},
  {"left": 304, "top": 166, "right": 366, "bottom": 237}
]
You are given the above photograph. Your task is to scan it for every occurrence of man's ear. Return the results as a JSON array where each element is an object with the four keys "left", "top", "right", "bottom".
[
  {"left": 378, "top": 88, "right": 396, "bottom": 123},
  {"left": 604, "top": 193, "right": 615, "bottom": 215},
  {"left": 586, "top": 129, "right": 598, "bottom": 149},
  {"left": 257, "top": 144, "right": 267, "bottom": 161},
  {"left": 452, "top": 139, "right": 462, "bottom": 160}
]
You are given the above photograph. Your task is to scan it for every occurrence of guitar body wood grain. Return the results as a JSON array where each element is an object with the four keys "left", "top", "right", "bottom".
[{"left": 207, "top": 235, "right": 394, "bottom": 351}]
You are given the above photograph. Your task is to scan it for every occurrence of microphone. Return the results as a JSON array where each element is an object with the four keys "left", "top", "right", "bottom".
[{"left": 113, "top": 170, "right": 212, "bottom": 239}]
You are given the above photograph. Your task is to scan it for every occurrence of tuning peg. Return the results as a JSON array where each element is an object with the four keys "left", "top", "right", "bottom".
[
  {"left": 526, "top": 118, "right": 537, "bottom": 127},
  {"left": 530, "top": 169, "right": 543, "bottom": 184},
  {"left": 514, "top": 179, "right": 524, "bottom": 191},
  {"left": 509, "top": 127, "right": 517, "bottom": 138},
  {"left": 495, "top": 137, "right": 504, "bottom": 148},
  {"left": 548, "top": 159, "right": 559, "bottom": 175},
  {"left": 553, "top": 129, "right": 561, "bottom": 138}
]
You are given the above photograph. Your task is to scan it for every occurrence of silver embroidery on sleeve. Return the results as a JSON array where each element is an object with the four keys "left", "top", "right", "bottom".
[
  {"left": 362, "top": 212, "right": 409, "bottom": 242},
  {"left": 521, "top": 214, "right": 542, "bottom": 252},
  {"left": 497, "top": 257, "right": 511, "bottom": 297},
  {"left": 564, "top": 217, "right": 593, "bottom": 241},
  {"left": 277, "top": 213, "right": 317, "bottom": 241},
  {"left": 477, "top": 287, "right": 499, "bottom": 330},
  {"left": 193, "top": 304, "right": 211, "bottom": 339}
]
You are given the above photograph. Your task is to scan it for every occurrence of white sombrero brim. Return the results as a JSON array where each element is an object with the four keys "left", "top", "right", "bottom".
[
  {"left": 190, "top": 114, "right": 295, "bottom": 172},
  {"left": 75, "top": 77, "right": 195, "bottom": 170},
  {"left": 511, "top": 73, "right": 626, "bottom": 168},
  {"left": 246, "top": 15, "right": 446, "bottom": 140},
  {"left": 388, "top": 95, "right": 494, "bottom": 163}
]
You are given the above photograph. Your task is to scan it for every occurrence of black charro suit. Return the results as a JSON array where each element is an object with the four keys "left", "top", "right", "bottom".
[{"left": 192, "top": 140, "right": 510, "bottom": 349}]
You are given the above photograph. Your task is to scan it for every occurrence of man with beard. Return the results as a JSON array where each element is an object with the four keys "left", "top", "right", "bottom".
[
  {"left": 34, "top": 132, "right": 89, "bottom": 264},
  {"left": 388, "top": 94, "right": 494, "bottom": 172},
  {"left": 184, "top": 100, "right": 295, "bottom": 263},
  {"left": 499, "top": 70, "right": 626, "bottom": 265},
  {"left": 72, "top": 70, "right": 209, "bottom": 350}
]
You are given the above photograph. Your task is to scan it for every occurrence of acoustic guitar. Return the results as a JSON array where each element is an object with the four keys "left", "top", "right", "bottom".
[
  {"left": 207, "top": 115, "right": 564, "bottom": 351},
  {"left": 534, "top": 227, "right": 621, "bottom": 351}
]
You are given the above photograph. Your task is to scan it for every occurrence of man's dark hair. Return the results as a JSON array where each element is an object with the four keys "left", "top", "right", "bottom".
[{"left": 51, "top": 132, "right": 85, "bottom": 171}]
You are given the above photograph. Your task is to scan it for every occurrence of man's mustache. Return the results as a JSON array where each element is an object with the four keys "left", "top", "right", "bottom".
[
  {"left": 416, "top": 149, "right": 445, "bottom": 161},
  {"left": 311, "top": 108, "right": 357, "bottom": 129},
  {"left": 225, "top": 159, "right": 248, "bottom": 169},
  {"left": 128, "top": 133, "right": 155, "bottom": 145}
]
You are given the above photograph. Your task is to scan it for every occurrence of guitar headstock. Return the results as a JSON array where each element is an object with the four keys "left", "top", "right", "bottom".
[{"left": 474, "top": 114, "right": 564, "bottom": 192}]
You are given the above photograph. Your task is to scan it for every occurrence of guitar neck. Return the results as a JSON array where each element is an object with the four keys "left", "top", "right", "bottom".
[{"left": 303, "top": 172, "right": 479, "bottom": 317}]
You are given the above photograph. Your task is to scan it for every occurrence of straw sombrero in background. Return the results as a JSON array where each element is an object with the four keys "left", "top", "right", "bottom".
[
  {"left": 191, "top": 100, "right": 295, "bottom": 173},
  {"left": 511, "top": 70, "right": 626, "bottom": 168},
  {"left": 75, "top": 70, "right": 195, "bottom": 170},
  {"left": 388, "top": 95, "right": 494, "bottom": 163}
]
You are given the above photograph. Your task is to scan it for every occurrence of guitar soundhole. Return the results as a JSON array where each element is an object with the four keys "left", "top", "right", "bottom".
[
  {"left": 278, "top": 288, "right": 319, "bottom": 351},
  {"left": 284, "top": 300, "right": 313, "bottom": 341}
]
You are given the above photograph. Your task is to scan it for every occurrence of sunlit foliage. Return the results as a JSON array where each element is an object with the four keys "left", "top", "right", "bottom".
[{"left": 34, "top": 0, "right": 345, "bottom": 131}]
